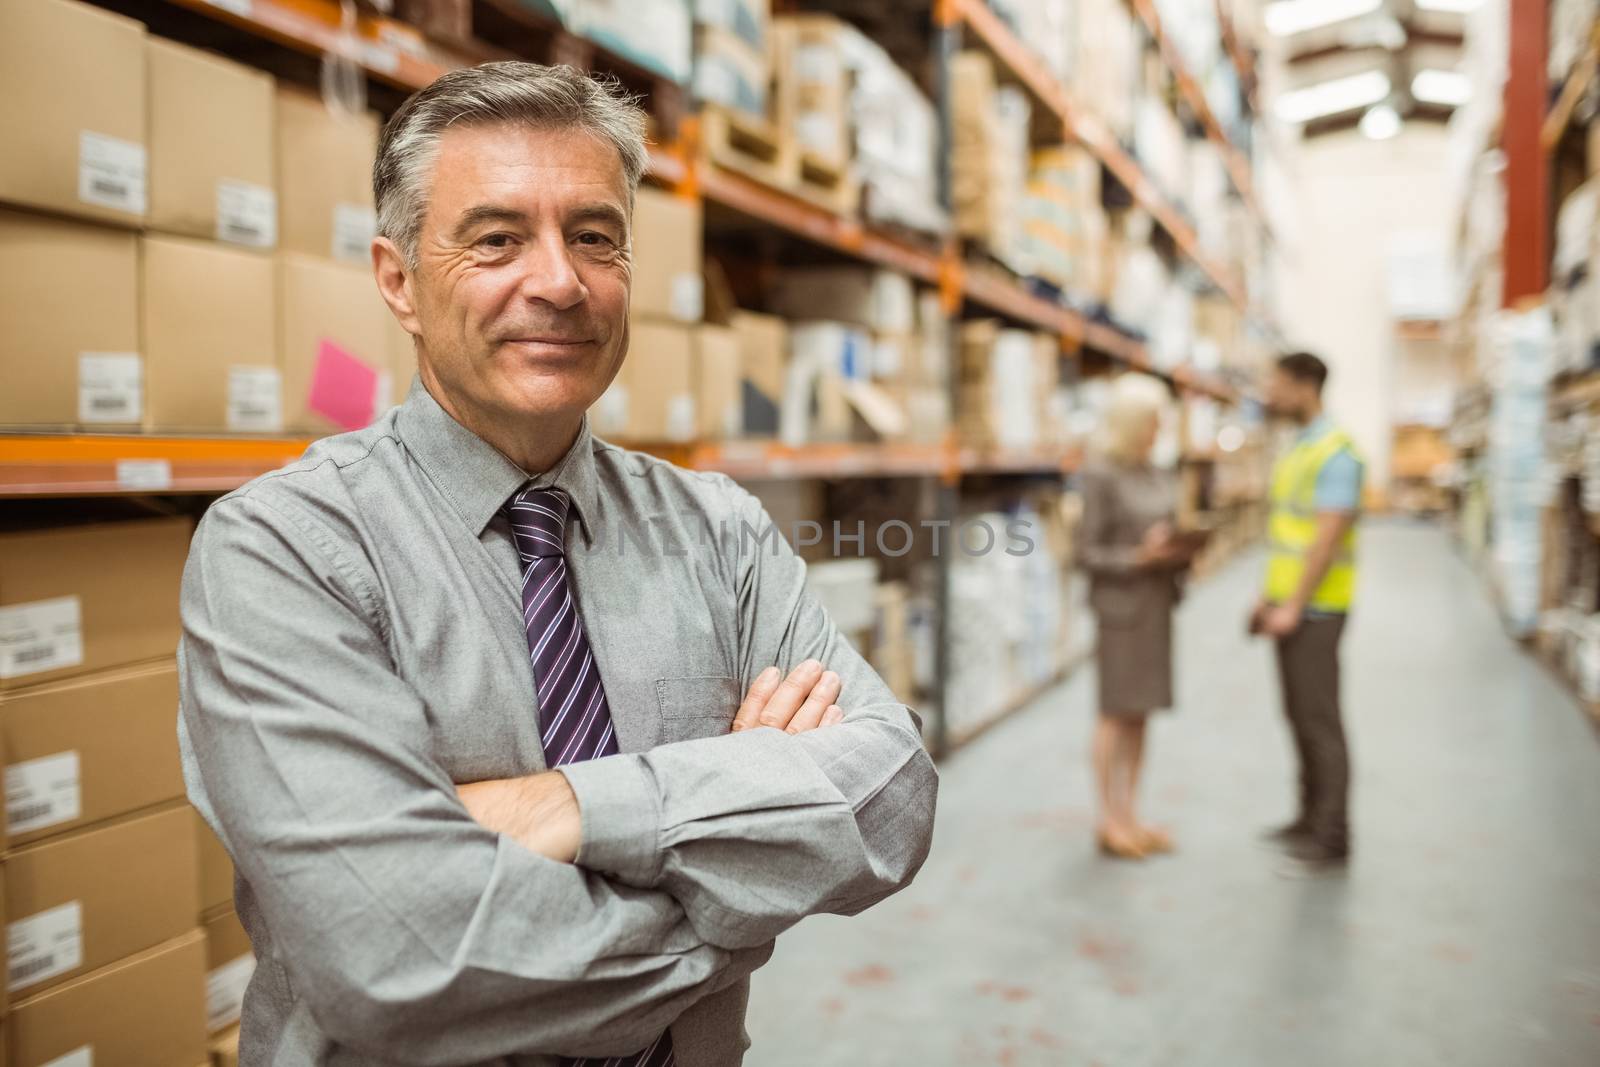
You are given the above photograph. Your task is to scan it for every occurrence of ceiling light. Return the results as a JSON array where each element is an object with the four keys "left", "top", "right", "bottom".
[
  {"left": 1264, "top": 0, "right": 1384, "bottom": 37},
  {"left": 1412, "top": 69, "right": 1473, "bottom": 106},
  {"left": 1415, "top": 0, "right": 1483, "bottom": 11},
  {"left": 1274, "top": 70, "right": 1392, "bottom": 123},
  {"left": 1360, "top": 104, "right": 1402, "bottom": 139}
]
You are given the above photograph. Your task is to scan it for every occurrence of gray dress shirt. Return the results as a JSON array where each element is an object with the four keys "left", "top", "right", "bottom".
[{"left": 177, "top": 380, "right": 938, "bottom": 1067}]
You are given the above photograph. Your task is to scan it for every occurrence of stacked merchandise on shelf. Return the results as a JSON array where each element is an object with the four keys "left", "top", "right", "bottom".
[
  {"left": 1018, "top": 145, "right": 1107, "bottom": 303},
  {"left": 955, "top": 322, "right": 1064, "bottom": 451},
  {"left": 989, "top": 0, "right": 1074, "bottom": 85},
  {"left": 1485, "top": 307, "right": 1555, "bottom": 636},
  {"left": 0, "top": 0, "right": 410, "bottom": 438},
  {"left": 773, "top": 15, "right": 945, "bottom": 236},
  {"left": 1073, "top": 0, "right": 1142, "bottom": 143},
  {"left": 764, "top": 268, "right": 949, "bottom": 446},
  {"left": 952, "top": 50, "right": 1033, "bottom": 275},
  {"left": 564, "top": 0, "right": 693, "bottom": 84},
  {"left": 1551, "top": 170, "right": 1600, "bottom": 378},
  {"left": 1549, "top": 0, "right": 1598, "bottom": 86},
  {"left": 945, "top": 495, "right": 1075, "bottom": 741},
  {"left": 0, "top": 517, "right": 225, "bottom": 1064},
  {"left": 1133, "top": 92, "right": 1189, "bottom": 215},
  {"left": 690, "top": 0, "right": 770, "bottom": 118}
]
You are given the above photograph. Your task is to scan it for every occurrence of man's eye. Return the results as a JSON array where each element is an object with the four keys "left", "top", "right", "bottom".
[
  {"left": 575, "top": 231, "right": 615, "bottom": 247},
  {"left": 479, "top": 233, "right": 515, "bottom": 250}
]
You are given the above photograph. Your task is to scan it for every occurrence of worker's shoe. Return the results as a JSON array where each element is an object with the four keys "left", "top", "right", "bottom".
[
  {"left": 1260, "top": 820, "right": 1311, "bottom": 845},
  {"left": 1276, "top": 837, "right": 1349, "bottom": 877}
]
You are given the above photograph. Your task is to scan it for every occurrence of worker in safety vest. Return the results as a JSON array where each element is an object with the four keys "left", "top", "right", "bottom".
[{"left": 1249, "top": 351, "right": 1364, "bottom": 873}]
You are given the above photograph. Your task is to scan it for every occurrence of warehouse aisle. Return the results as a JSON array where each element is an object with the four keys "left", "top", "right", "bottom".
[{"left": 745, "top": 522, "right": 1600, "bottom": 1067}]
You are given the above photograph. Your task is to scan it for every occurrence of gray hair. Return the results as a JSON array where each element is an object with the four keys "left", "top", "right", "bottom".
[{"left": 374, "top": 61, "right": 649, "bottom": 267}]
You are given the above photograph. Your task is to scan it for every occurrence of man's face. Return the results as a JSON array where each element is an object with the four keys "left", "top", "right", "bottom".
[
  {"left": 1265, "top": 368, "right": 1309, "bottom": 422},
  {"left": 408, "top": 123, "right": 632, "bottom": 428}
]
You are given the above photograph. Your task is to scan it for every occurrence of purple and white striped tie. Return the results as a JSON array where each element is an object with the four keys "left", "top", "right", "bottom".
[{"left": 505, "top": 486, "right": 674, "bottom": 1067}]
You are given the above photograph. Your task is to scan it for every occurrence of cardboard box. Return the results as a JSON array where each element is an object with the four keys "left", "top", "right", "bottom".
[
  {"left": 592, "top": 316, "right": 695, "bottom": 441},
  {"left": 0, "top": 210, "right": 140, "bottom": 429},
  {"left": 194, "top": 811, "right": 234, "bottom": 919},
  {"left": 0, "top": 662, "right": 184, "bottom": 849},
  {"left": 0, "top": 518, "right": 189, "bottom": 692},
  {"left": 142, "top": 235, "right": 281, "bottom": 433},
  {"left": 631, "top": 187, "right": 703, "bottom": 322},
  {"left": 0, "top": 0, "right": 146, "bottom": 226},
  {"left": 201, "top": 909, "right": 253, "bottom": 1035},
  {"left": 210, "top": 1026, "right": 240, "bottom": 1067},
  {"left": 694, "top": 325, "right": 743, "bottom": 439},
  {"left": 6, "top": 803, "right": 198, "bottom": 1002},
  {"left": 767, "top": 267, "right": 916, "bottom": 334},
  {"left": 277, "top": 253, "right": 399, "bottom": 434},
  {"left": 773, "top": 16, "right": 850, "bottom": 165},
  {"left": 9, "top": 931, "right": 206, "bottom": 1067},
  {"left": 730, "top": 311, "right": 786, "bottom": 436},
  {"left": 147, "top": 38, "right": 275, "bottom": 246},
  {"left": 276, "top": 88, "right": 379, "bottom": 265},
  {"left": 692, "top": 25, "right": 769, "bottom": 117}
]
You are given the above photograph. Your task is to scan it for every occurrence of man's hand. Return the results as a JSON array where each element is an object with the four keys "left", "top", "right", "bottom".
[
  {"left": 731, "top": 660, "right": 845, "bottom": 735},
  {"left": 1260, "top": 602, "right": 1304, "bottom": 639},
  {"left": 457, "top": 771, "right": 581, "bottom": 863},
  {"left": 1247, "top": 598, "right": 1269, "bottom": 636}
]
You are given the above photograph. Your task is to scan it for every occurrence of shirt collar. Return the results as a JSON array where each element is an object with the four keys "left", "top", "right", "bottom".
[
  {"left": 394, "top": 377, "right": 600, "bottom": 545},
  {"left": 1298, "top": 414, "right": 1332, "bottom": 443}
]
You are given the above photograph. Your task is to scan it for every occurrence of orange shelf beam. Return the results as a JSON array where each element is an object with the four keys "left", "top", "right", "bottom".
[{"left": 0, "top": 434, "right": 315, "bottom": 496}]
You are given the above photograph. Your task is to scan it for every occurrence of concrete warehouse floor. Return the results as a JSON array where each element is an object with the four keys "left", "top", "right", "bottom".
[{"left": 744, "top": 522, "right": 1600, "bottom": 1067}]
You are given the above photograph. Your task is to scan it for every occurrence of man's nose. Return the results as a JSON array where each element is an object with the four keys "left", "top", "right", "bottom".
[{"left": 517, "top": 233, "right": 586, "bottom": 311}]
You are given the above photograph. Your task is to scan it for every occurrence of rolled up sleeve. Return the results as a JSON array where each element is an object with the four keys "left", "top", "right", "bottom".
[
  {"left": 179, "top": 492, "right": 767, "bottom": 1065},
  {"left": 563, "top": 480, "right": 938, "bottom": 950}
]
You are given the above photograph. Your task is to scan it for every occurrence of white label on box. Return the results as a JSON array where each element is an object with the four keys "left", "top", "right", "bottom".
[
  {"left": 78, "top": 131, "right": 147, "bottom": 214},
  {"left": 669, "top": 274, "right": 704, "bottom": 322},
  {"left": 115, "top": 459, "right": 172, "bottom": 491},
  {"left": 216, "top": 180, "right": 278, "bottom": 248},
  {"left": 78, "top": 353, "right": 142, "bottom": 424},
  {"left": 41, "top": 1048, "right": 92, "bottom": 1067},
  {"left": 666, "top": 394, "right": 696, "bottom": 441},
  {"left": 8, "top": 901, "right": 84, "bottom": 992},
  {"left": 0, "top": 597, "right": 83, "bottom": 680},
  {"left": 227, "top": 366, "right": 285, "bottom": 432},
  {"left": 207, "top": 953, "right": 257, "bottom": 1032},
  {"left": 332, "top": 203, "right": 377, "bottom": 263},
  {"left": 205, "top": 0, "right": 252, "bottom": 15},
  {"left": 5, "top": 751, "right": 81, "bottom": 836}
]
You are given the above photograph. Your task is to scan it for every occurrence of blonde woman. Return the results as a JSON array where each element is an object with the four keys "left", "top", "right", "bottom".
[{"left": 1078, "top": 375, "right": 1195, "bottom": 859}]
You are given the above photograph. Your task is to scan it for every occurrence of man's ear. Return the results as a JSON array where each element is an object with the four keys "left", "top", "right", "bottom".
[{"left": 372, "top": 236, "right": 422, "bottom": 338}]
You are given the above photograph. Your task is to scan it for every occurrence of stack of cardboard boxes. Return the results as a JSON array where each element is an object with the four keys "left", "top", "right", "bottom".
[
  {"left": 1018, "top": 145, "right": 1107, "bottom": 302},
  {"left": 951, "top": 51, "right": 1032, "bottom": 275},
  {"left": 764, "top": 268, "right": 949, "bottom": 447},
  {"left": 691, "top": 0, "right": 771, "bottom": 120},
  {"left": 956, "top": 322, "right": 1062, "bottom": 452},
  {"left": 0, "top": 516, "right": 222, "bottom": 1066},
  {"left": 0, "top": 0, "right": 411, "bottom": 439}
]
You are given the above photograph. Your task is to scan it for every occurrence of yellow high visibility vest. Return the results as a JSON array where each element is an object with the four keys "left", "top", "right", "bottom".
[{"left": 1265, "top": 426, "right": 1360, "bottom": 612}]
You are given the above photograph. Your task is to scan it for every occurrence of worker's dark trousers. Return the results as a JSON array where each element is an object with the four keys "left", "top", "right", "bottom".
[{"left": 1275, "top": 614, "right": 1350, "bottom": 852}]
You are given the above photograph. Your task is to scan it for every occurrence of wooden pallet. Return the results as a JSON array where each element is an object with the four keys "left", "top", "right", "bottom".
[
  {"left": 789, "top": 146, "right": 859, "bottom": 216},
  {"left": 698, "top": 105, "right": 791, "bottom": 191}
]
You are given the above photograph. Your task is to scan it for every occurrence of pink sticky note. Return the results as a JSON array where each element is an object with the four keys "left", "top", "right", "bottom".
[{"left": 307, "top": 338, "right": 379, "bottom": 431}]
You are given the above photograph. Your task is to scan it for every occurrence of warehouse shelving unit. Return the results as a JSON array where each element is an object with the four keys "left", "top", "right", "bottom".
[{"left": 9, "top": 0, "right": 1269, "bottom": 755}]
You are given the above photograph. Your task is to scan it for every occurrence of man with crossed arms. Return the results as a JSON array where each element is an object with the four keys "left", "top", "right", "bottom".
[{"left": 179, "top": 62, "right": 937, "bottom": 1066}]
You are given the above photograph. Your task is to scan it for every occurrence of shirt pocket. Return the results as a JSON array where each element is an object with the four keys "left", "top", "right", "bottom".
[{"left": 655, "top": 675, "right": 739, "bottom": 743}]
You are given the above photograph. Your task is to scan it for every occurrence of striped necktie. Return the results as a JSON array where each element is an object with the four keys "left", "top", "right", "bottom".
[{"left": 505, "top": 486, "right": 675, "bottom": 1067}]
